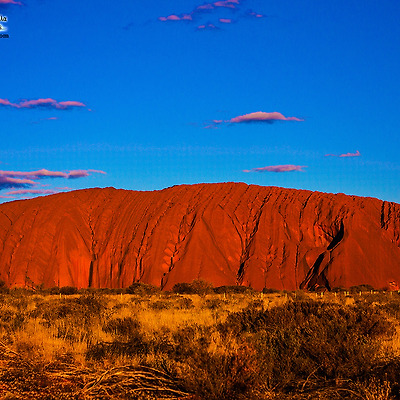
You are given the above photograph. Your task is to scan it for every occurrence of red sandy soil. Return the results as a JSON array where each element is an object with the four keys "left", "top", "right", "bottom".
[{"left": 0, "top": 183, "right": 399, "bottom": 291}]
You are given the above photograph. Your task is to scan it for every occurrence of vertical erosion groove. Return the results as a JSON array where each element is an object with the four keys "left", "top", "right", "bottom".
[
  {"left": 300, "top": 220, "right": 344, "bottom": 290},
  {"left": 327, "top": 221, "right": 344, "bottom": 250}
]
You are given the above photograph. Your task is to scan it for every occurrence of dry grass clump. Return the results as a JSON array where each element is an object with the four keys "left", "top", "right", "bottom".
[{"left": 0, "top": 288, "right": 400, "bottom": 399}]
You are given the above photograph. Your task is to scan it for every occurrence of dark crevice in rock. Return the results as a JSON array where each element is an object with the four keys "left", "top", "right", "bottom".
[
  {"left": 88, "top": 260, "right": 94, "bottom": 287},
  {"left": 381, "top": 202, "right": 386, "bottom": 229},
  {"left": 237, "top": 261, "right": 245, "bottom": 284},
  {"left": 327, "top": 221, "right": 344, "bottom": 250}
]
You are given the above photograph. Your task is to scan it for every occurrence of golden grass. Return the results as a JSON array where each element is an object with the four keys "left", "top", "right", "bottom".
[{"left": 0, "top": 289, "right": 399, "bottom": 399}]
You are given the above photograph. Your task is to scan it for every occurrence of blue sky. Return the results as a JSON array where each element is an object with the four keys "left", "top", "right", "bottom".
[{"left": 1, "top": 0, "right": 399, "bottom": 203}]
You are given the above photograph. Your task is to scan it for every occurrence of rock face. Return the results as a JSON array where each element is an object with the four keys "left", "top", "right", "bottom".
[{"left": 0, "top": 183, "right": 399, "bottom": 291}]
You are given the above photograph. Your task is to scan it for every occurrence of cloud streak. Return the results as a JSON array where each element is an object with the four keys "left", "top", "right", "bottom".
[
  {"left": 0, "top": 176, "right": 36, "bottom": 189},
  {"left": 0, "top": 169, "right": 106, "bottom": 190},
  {"left": 243, "top": 165, "right": 307, "bottom": 173},
  {"left": 203, "top": 111, "right": 304, "bottom": 128},
  {"left": 0, "top": 0, "right": 22, "bottom": 5},
  {"left": 0, "top": 98, "right": 87, "bottom": 110},
  {"left": 325, "top": 150, "right": 361, "bottom": 158},
  {"left": 157, "top": 0, "right": 265, "bottom": 30},
  {"left": 230, "top": 111, "right": 304, "bottom": 124},
  {"left": 197, "top": 23, "right": 219, "bottom": 30},
  {"left": 5, "top": 189, "right": 58, "bottom": 196}
]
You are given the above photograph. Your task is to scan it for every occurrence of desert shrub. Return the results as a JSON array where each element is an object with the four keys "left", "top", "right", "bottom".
[
  {"left": 59, "top": 286, "right": 78, "bottom": 295},
  {"left": 245, "top": 299, "right": 264, "bottom": 310},
  {"left": 125, "top": 282, "right": 160, "bottom": 295},
  {"left": 289, "top": 289, "right": 309, "bottom": 300},
  {"left": 174, "top": 296, "right": 194, "bottom": 309},
  {"left": 262, "top": 287, "right": 283, "bottom": 294},
  {"left": 10, "top": 311, "right": 26, "bottom": 331},
  {"left": 33, "top": 293, "right": 106, "bottom": 338},
  {"left": 350, "top": 284, "right": 375, "bottom": 293},
  {"left": 214, "top": 285, "right": 254, "bottom": 294},
  {"left": 86, "top": 337, "right": 149, "bottom": 360},
  {"left": 0, "top": 308, "right": 13, "bottom": 329},
  {"left": 45, "top": 286, "right": 61, "bottom": 295},
  {"left": 331, "top": 286, "right": 348, "bottom": 293},
  {"left": 74, "top": 293, "right": 105, "bottom": 313},
  {"left": 148, "top": 299, "right": 173, "bottom": 310},
  {"left": 172, "top": 279, "right": 213, "bottom": 295},
  {"left": 219, "top": 299, "right": 396, "bottom": 391},
  {"left": 205, "top": 298, "right": 226, "bottom": 310},
  {"left": 161, "top": 323, "right": 257, "bottom": 399},
  {"left": 353, "top": 377, "right": 392, "bottom": 400},
  {"left": 7, "top": 294, "right": 30, "bottom": 310},
  {"left": 103, "top": 316, "right": 141, "bottom": 339},
  {"left": 0, "top": 280, "right": 9, "bottom": 294},
  {"left": 178, "top": 346, "right": 258, "bottom": 400},
  {"left": 169, "top": 325, "right": 212, "bottom": 359},
  {"left": 86, "top": 326, "right": 149, "bottom": 361}
]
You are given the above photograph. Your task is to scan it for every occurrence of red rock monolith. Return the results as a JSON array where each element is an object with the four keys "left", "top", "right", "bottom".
[{"left": 0, "top": 183, "right": 399, "bottom": 290}]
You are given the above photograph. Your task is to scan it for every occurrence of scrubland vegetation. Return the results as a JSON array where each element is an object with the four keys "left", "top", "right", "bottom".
[{"left": 1, "top": 281, "right": 400, "bottom": 399}]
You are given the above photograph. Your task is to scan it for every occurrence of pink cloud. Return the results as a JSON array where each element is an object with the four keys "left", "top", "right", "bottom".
[
  {"left": 159, "top": 13, "right": 193, "bottom": 22},
  {"left": 203, "top": 119, "right": 223, "bottom": 129},
  {"left": 249, "top": 11, "right": 264, "bottom": 18},
  {"left": 230, "top": 111, "right": 304, "bottom": 123},
  {"left": 197, "top": 4, "right": 214, "bottom": 10},
  {"left": 57, "top": 101, "right": 86, "bottom": 109},
  {"left": 68, "top": 169, "right": 106, "bottom": 179},
  {"left": 159, "top": 15, "right": 180, "bottom": 21},
  {"left": 213, "top": 0, "right": 238, "bottom": 8},
  {"left": 6, "top": 189, "right": 58, "bottom": 196},
  {"left": 0, "top": 169, "right": 106, "bottom": 190},
  {"left": 18, "top": 98, "right": 58, "bottom": 108},
  {"left": 156, "top": 0, "right": 265, "bottom": 31},
  {"left": 0, "top": 0, "right": 22, "bottom": 4},
  {"left": 243, "top": 165, "right": 307, "bottom": 173},
  {"left": 0, "top": 176, "right": 37, "bottom": 188},
  {"left": 203, "top": 111, "right": 304, "bottom": 129},
  {"left": 197, "top": 23, "right": 218, "bottom": 30},
  {"left": 0, "top": 169, "right": 66, "bottom": 179},
  {"left": 0, "top": 99, "right": 13, "bottom": 106},
  {"left": 0, "top": 98, "right": 87, "bottom": 110},
  {"left": 325, "top": 150, "right": 361, "bottom": 158}
]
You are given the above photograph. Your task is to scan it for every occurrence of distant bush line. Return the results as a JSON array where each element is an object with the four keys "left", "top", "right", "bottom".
[{"left": 0, "top": 278, "right": 392, "bottom": 296}]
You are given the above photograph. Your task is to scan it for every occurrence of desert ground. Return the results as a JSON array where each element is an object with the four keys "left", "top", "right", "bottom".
[{"left": 0, "top": 281, "right": 399, "bottom": 399}]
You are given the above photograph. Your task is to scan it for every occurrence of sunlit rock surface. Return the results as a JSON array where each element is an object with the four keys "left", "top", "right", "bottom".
[{"left": 0, "top": 183, "right": 399, "bottom": 290}]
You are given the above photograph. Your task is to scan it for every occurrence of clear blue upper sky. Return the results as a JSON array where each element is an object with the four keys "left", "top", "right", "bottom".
[{"left": 0, "top": 0, "right": 399, "bottom": 203}]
